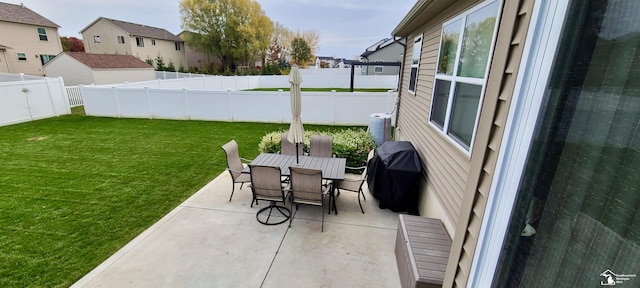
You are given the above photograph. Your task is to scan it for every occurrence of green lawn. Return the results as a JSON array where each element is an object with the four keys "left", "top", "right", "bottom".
[
  {"left": 248, "top": 87, "right": 392, "bottom": 92},
  {"left": 0, "top": 108, "right": 356, "bottom": 287}
]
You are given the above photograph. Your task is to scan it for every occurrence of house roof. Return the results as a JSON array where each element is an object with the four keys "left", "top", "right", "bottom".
[
  {"left": 392, "top": 0, "right": 451, "bottom": 37},
  {"left": 0, "top": 2, "right": 60, "bottom": 28},
  {"left": 81, "top": 17, "right": 183, "bottom": 42},
  {"left": 360, "top": 38, "right": 405, "bottom": 58},
  {"left": 62, "top": 52, "right": 153, "bottom": 69}
]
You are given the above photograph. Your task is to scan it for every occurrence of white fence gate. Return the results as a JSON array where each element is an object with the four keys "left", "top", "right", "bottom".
[{"left": 65, "top": 86, "right": 83, "bottom": 107}]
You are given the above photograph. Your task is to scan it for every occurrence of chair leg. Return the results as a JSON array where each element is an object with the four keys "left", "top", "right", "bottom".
[
  {"left": 229, "top": 182, "right": 235, "bottom": 202},
  {"left": 321, "top": 198, "right": 325, "bottom": 232},
  {"left": 289, "top": 200, "right": 295, "bottom": 228}
]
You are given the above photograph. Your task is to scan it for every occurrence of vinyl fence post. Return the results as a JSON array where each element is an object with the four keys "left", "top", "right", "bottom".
[
  {"left": 183, "top": 88, "right": 191, "bottom": 120},
  {"left": 228, "top": 89, "right": 233, "bottom": 122},
  {"left": 113, "top": 86, "right": 121, "bottom": 118},
  {"left": 145, "top": 86, "right": 152, "bottom": 119},
  {"left": 44, "top": 77, "right": 59, "bottom": 116},
  {"left": 331, "top": 90, "right": 336, "bottom": 125}
]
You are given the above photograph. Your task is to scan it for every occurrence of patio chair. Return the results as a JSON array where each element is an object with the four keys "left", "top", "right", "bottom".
[
  {"left": 249, "top": 165, "right": 290, "bottom": 225},
  {"left": 333, "top": 150, "right": 375, "bottom": 214},
  {"left": 309, "top": 135, "right": 333, "bottom": 157},
  {"left": 222, "top": 140, "right": 252, "bottom": 203},
  {"left": 288, "top": 167, "right": 330, "bottom": 232},
  {"left": 280, "top": 133, "right": 304, "bottom": 156}
]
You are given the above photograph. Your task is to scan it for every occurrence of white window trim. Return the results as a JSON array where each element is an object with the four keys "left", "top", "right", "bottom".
[
  {"left": 37, "top": 27, "right": 47, "bottom": 41},
  {"left": 467, "top": 0, "right": 570, "bottom": 287},
  {"left": 117, "top": 36, "right": 125, "bottom": 44},
  {"left": 93, "top": 35, "right": 101, "bottom": 43},
  {"left": 428, "top": 0, "right": 502, "bottom": 155},
  {"left": 17, "top": 53, "right": 27, "bottom": 61},
  {"left": 408, "top": 34, "right": 422, "bottom": 95}
]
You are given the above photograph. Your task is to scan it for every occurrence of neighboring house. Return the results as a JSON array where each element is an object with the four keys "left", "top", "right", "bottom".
[
  {"left": 0, "top": 2, "right": 63, "bottom": 76},
  {"left": 315, "top": 56, "right": 338, "bottom": 68},
  {"left": 392, "top": 0, "right": 639, "bottom": 287},
  {"left": 177, "top": 31, "right": 221, "bottom": 72},
  {"left": 359, "top": 38, "right": 404, "bottom": 75},
  {"left": 80, "top": 17, "right": 185, "bottom": 69},
  {"left": 43, "top": 52, "right": 154, "bottom": 86}
]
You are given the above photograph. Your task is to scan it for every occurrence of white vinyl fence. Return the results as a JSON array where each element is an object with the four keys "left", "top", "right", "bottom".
[
  {"left": 81, "top": 86, "right": 397, "bottom": 126},
  {"left": 134, "top": 72, "right": 398, "bottom": 91},
  {"left": 0, "top": 77, "right": 71, "bottom": 127}
]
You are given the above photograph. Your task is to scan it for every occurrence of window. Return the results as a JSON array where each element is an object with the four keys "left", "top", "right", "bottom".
[
  {"left": 429, "top": 0, "right": 499, "bottom": 151},
  {"left": 374, "top": 66, "right": 383, "bottom": 73},
  {"left": 136, "top": 37, "right": 144, "bottom": 47},
  {"left": 175, "top": 42, "right": 181, "bottom": 51},
  {"left": 17, "top": 53, "right": 27, "bottom": 61},
  {"left": 40, "top": 54, "right": 55, "bottom": 65},
  {"left": 408, "top": 35, "right": 422, "bottom": 93},
  {"left": 361, "top": 65, "right": 366, "bottom": 73},
  {"left": 117, "top": 36, "right": 125, "bottom": 44},
  {"left": 37, "top": 27, "right": 48, "bottom": 41},
  {"left": 93, "top": 35, "right": 101, "bottom": 43},
  {"left": 151, "top": 39, "right": 156, "bottom": 46}
]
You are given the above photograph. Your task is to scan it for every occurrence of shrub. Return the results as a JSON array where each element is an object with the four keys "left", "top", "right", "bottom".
[{"left": 258, "top": 128, "right": 375, "bottom": 169}]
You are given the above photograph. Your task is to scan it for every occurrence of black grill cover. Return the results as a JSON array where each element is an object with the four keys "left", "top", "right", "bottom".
[{"left": 367, "top": 141, "right": 422, "bottom": 215}]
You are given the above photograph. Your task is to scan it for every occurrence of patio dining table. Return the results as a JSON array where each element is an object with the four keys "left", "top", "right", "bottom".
[
  {"left": 244, "top": 153, "right": 347, "bottom": 214},
  {"left": 246, "top": 153, "right": 346, "bottom": 180}
]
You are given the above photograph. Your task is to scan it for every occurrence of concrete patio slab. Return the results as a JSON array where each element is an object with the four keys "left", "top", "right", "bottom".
[{"left": 71, "top": 172, "right": 402, "bottom": 288}]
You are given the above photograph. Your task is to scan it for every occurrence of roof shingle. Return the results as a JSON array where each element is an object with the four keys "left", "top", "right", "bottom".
[
  {"left": 0, "top": 2, "right": 59, "bottom": 27},
  {"left": 64, "top": 52, "right": 153, "bottom": 69},
  {"left": 98, "top": 17, "right": 183, "bottom": 42}
]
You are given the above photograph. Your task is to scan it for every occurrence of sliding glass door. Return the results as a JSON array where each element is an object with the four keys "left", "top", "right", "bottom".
[{"left": 494, "top": 0, "right": 640, "bottom": 286}]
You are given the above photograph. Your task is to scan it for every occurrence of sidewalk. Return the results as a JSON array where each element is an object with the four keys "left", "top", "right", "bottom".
[{"left": 71, "top": 173, "right": 402, "bottom": 287}]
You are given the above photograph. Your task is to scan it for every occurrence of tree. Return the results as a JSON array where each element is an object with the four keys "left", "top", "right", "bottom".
[
  {"left": 290, "top": 37, "right": 312, "bottom": 66},
  {"left": 267, "top": 22, "right": 293, "bottom": 64},
  {"left": 180, "top": 0, "right": 273, "bottom": 71},
  {"left": 296, "top": 30, "right": 320, "bottom": 58},
  {"left": 155, "top": 53, "right": 166, "bottom": 71},
  {"left": 60, "top": 37, "right": 84, "bottom": 52}
]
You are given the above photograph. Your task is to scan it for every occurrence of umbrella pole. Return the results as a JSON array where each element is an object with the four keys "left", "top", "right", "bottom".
[{"left": 296, "top": 143, "right": 300, "bottom": 164}]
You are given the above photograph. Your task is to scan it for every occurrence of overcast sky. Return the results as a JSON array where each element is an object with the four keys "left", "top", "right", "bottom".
[{"left": 17, "top": 0, "right": 416, "bottom": 59}]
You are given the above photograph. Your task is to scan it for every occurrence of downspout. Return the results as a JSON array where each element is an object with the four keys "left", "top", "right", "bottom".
[{"left": 393, "top": 36, "right": 406, "bottom": 140}]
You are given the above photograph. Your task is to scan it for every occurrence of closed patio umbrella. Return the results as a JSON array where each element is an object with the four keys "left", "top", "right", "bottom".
[{"left": 288, "top": 65, "right": 304, "bottom": 164}]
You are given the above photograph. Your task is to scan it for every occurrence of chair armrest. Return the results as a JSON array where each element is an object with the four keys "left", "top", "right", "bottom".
[
  {"left": 240, "top": 157, "right": 253, "bottom": 163},
  {"left": 345, "top": 165, "right": 366, "bottom": 170},
  {"left": 227, "top": 168, "right": 246, "bottom": 174}
]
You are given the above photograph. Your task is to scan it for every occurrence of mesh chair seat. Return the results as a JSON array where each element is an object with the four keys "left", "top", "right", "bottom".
[
  {"left": 289, "top": 167, "right": 330, "bottom": 232},
  {"left": 333, "top": 150, "right": 374, "bottom": 214},
  {"left": 281, "top": 133, "right": 304, "bottom": 156},
  {"left": 222, "top": 140, "right": 252, "bottom": 203},
  {"left": 249, "top": 165, "right": 290, "bottom": 225},
  {"left": 309, "top": 135, "right": 333, "bottom": 157}
]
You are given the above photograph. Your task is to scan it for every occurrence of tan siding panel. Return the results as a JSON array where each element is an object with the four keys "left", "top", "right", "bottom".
[{"left": 445, "top": 0, "right": 536, "bottom": 286}]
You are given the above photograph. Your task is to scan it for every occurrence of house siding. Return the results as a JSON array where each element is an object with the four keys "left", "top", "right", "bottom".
[
  {"left": 0, "top": 21, "right": 62, "bottom": 76},
  {"left": 81, "top": 19, "right": 131, "bottom": 56},
  {"left": 396, "top": 0, "right": 482, "bottom": 236},
  {"left": 361, "top": 42, "right": 404, "bottom": 75},
  {"left": 394, "top": 0, "right": 536, "bottom": 286},
  {"left": 43, "top": 53, "right": 94, "bottom": 85},
  {"left": 92, "top": 69, "right": 155, "bottom": 85},
  {"left": 81, "top": 19, "right": 186, "bottom": 69},
  {"left": 444, "top": 0, "right": 535, "bottom": 287}
]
